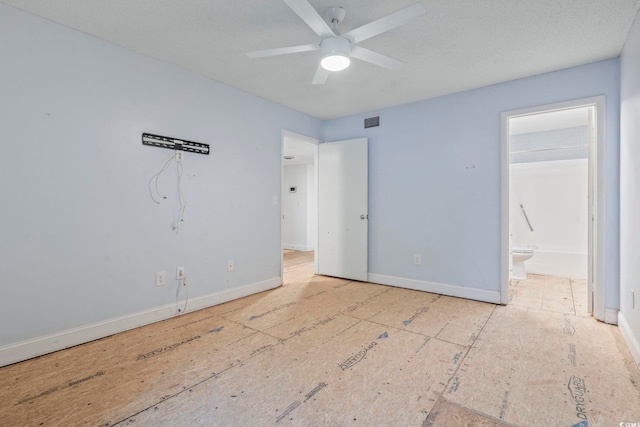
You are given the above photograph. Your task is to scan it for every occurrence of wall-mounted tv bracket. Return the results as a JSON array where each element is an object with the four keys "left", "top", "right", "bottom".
[{"left": 142, "top": 133, "right": 209, "bottom": 155}]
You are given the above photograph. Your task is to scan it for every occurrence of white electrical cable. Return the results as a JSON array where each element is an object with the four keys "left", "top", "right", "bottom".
[
  {"left": 174, "top": 160, "right": 187, "bottom": 234},
  {"left": 148, "top": 151, "right": 189, "bottom": 234},
  {"left": 148, "top": 153, "right": 175, "bottom": 204},
  {"left": 177, "top": 276, "right": 189, "bottom": 314}
]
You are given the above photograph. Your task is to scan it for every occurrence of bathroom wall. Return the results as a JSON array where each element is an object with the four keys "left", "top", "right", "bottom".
[
  {"left": 509, "top": 122, "right": 589, "bottom": 279},
  {"left": 510, "top": 158, "right": 588, "bottom": 278}
]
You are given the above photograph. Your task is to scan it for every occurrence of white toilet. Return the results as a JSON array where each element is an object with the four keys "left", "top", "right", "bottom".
[{"left": 511, "top": 246, "right": 534, "bottom": 279}]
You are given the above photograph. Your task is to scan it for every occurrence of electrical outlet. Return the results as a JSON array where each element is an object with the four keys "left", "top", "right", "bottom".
[
  {"left": 273, "top": 196, "right": 278, "bottom": 205},
  {"left": 413, "top": 254, "right": 422, "bottom": 265},
  {"left": 227, "top": 260, "right": 234, "bottom": 272},
  {"left": 177, "top": 267, "right": 185, "bottom": 280},
  {"left": 175, "top": 151, "right": 184, "bottom": 163},
  {"left": 155, "top": 271, "right": 166, "bottom": 287}
]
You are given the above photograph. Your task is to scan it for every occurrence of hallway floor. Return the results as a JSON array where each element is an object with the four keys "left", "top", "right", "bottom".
[{"left": 0, "top": 254, "right": 638, "bottom": 426}]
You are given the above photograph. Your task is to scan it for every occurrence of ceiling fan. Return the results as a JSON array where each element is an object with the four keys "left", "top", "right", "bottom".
[{"left": 247, "top": 0, "right": 427, "bottom": 84}]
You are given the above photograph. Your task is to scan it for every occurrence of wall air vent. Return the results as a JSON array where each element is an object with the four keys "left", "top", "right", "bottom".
[
  {"left": 364, "top": 116, "right": 380, "bottom": 128},
  {"left": 142, "top": 133, "right": 209, "bottom": 155}
]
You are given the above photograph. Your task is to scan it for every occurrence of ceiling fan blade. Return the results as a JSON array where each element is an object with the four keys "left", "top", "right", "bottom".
[
  {"left": 344, "top": 3, "right": 426, "bottom": 44},
  {"left": 350, "top": 46, "right": 406, "bottom": 70},
  {"left": 283, "top": 0, "right": 335, "bottom": 38},
  {"left": 312, "top": 64, "right": 329, "bottom": 85},
  {"left": 247, "top": 43, "right": 319, "bottom": 59}
]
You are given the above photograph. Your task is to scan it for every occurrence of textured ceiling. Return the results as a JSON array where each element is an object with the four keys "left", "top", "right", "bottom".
[{"left": 3, "top": 0, "right": 639, "bottom": 119}]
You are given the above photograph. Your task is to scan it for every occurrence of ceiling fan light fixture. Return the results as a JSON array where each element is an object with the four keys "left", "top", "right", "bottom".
[
  {"left": 321, "top": 54, "right": 350, "bottom": 71},
  {"left": 320, "top": 36, "right": 351, "bottom": 72},
  {"left": 246, "top": 1, "right": 427, "bottom": 84}
]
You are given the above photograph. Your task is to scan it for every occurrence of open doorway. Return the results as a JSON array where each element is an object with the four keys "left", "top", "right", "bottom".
[
  {"left": 281, "top": 131, "right": 319, "bottom": 279},
  {"left": 281, "top": 133, "right": 369, "bottom": 283},
  {"left": 501, "top": 96, "right": 606, "bottom": 320}
]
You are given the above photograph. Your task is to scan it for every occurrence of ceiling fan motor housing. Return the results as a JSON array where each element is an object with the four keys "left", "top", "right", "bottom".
[{"left": 321, "top": 37, "right": 351, "bottom": 56}]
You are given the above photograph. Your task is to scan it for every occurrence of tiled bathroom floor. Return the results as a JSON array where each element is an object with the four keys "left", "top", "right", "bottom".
[{"left": 509, "top": 273, "right": 589, "bottom": 316}]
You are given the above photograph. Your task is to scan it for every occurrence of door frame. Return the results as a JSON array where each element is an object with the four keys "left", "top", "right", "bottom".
[
  {"left": 280, "top": 130, "right": 320, "bottom": 279},
  {"left": 500, "top": 96, "right": 606, "bottom": 321}
]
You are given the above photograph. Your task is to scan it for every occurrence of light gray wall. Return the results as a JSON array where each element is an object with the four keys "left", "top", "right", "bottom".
[
  {"left": 620, "top": 8, "right": 640, "bottom": 365},
  {"left": 1, "top": 2, "right": 631, "bottom": 361},
  {"left": 0, "top": 4, "right": 321, "bottom": 347},
  {"left": 323, "top": 59, "right": 620, "bottom": 309},
  {"left": 282, "top": 164, "right": 309, "bottom": 250}
]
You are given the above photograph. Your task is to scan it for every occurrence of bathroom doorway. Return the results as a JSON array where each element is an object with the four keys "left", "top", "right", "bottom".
[{"left": 500, "top": 97, "right": 605, "bottom": 320}]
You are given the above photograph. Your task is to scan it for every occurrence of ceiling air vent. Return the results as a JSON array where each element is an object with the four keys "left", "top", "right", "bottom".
[{"left": 364, "top": 116, "right": 380, "bottom": 128}]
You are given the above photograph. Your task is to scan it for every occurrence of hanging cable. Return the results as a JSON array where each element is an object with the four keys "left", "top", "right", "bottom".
[
  {"left": 173, "top": 160, "right": 187, "bottom": 234},
  {"left": 148, "top": 151, "right": 190, "bottom": 234},
  {"left": 148, "top": 153, "right": 175, "bottom": 204},
  {"left": 177, "top": 275, "right": 189, "bottom": 315}
]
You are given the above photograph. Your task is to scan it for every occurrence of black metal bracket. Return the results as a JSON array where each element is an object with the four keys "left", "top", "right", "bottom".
[{"left": 142, "top": 133, "right": 209, "bottom": 155}]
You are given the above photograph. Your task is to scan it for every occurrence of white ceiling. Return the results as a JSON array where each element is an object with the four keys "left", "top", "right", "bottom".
[{"left": 3, "top": 0, "right": 639, "bottom": 120}]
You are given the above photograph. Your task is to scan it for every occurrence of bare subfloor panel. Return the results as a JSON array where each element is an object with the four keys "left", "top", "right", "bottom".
[
  {"left": 1, "top": 262, "right": 638, "bottom": 426},
  {"left": 283, "top": 249, "right": 314, "bottom": 268}
]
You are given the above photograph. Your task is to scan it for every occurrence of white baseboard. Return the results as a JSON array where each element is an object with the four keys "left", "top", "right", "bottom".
[
  {"left": 526, "top": 250, "right": 587, "bottom": 279},
  {"left": 283, "top": 244, "right": 312, "bottom": 251},
  {"left": 367, "top": 273, "right": 501, "bottom": 304},
  {"left": 604, "top": 308, "right": 618, "bottom": 325},
  {"left": 0, "top": 277, "right": 281, "bottom": 368},
  {"left": 618, "top": 311, "right": 640, "bottom": 369}
]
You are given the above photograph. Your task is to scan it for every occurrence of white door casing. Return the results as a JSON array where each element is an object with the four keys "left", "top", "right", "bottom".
[
  {"left": 587, "top": 106, "right": 596, "bottom": 314},
  {"left": 500, "top": 96, "right": 606, "bottom": 321}
]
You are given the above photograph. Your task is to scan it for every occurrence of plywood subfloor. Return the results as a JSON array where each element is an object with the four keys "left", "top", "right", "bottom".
[{"left": 1, "top": 261, "right": 638, "bottom": 426}]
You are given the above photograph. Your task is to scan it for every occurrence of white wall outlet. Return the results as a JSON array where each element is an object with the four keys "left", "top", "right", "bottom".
[
  {"left": 176, "top": 267, "right": 185, "bottom": 280},
  {"left": 273, "top": 196, "right": 278, "bottom": 205},
  {"left": 175, "top": 151, "right": 184, "bottom": 162},
  {"left": 155, "top": 271, "right": 166, "bottom": 287},
  {"left": 413, "top": 254, "right": 422, "bottom": 265},
  {"left": 227, "top": 260, "right": 234, "bottom": 272}
]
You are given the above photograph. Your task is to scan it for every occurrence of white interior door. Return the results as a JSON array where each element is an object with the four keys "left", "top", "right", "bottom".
[{"left": 318, "top": 138, "right": 368, "bottom": 281}]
